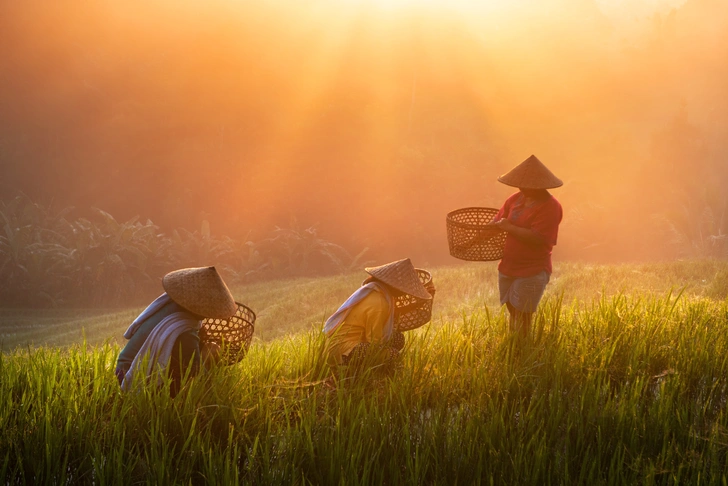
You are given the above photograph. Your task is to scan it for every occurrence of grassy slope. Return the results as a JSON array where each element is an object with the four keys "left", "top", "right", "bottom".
[
  {"left": 1, "top": 259, "right": 727, "bottom": 350},
  {"left": 3, "top": 260, "right": 728, "bottom": 483}
]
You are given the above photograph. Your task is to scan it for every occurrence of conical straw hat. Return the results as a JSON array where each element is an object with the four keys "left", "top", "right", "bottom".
[
  {"left": 162, "top": 266, "right": 237, "bottom": 319},
  {"left": 365, "top": 258, "right": 432, "bottom": 301},
  {"left": 498, "top": 155, "right": 563, "bottom": 189}
]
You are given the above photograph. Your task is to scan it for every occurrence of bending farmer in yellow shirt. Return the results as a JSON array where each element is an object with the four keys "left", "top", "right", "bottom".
[{"left": 323, "top": 258, "right": 433, "bottom": 370}]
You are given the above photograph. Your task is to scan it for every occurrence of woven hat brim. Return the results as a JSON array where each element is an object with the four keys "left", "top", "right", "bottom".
[
  {"left": 163, "top": 266, "right": 237, "bottom": 319},
  {"left": 497, "top": 176, "right": 563, "bottom": 190},
  {"left": 498, "top": 155, "right": 563, "bottom": 189},
  {"left": 365, "top": 258, "right": 432, "bottom": 301}
]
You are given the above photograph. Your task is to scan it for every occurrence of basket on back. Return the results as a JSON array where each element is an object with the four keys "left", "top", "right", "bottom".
[
  {"left": 200, "top": 302, "right": 256, "bottom": 365},
  {"left": 394, "top": 269, "right": 435, "bottom": 332},
  {"left": 446, "top": 207, "right": 507, "bottom": 262}
]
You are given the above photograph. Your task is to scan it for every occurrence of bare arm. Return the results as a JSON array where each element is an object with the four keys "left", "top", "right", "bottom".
[{"left": 492, "top": 219, "right": 545, "bottom": 246}]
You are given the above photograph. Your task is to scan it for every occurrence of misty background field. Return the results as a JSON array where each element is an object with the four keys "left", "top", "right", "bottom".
[{"left": 2, "top": 259, "right": 728, "bottom": 350}]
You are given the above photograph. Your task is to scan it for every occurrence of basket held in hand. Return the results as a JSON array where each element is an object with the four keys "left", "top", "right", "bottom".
[
  {"left": 394, "top": 269, "right": 435, "bottom": 332},
  {"left": 446, "top": 207, "right": 507, "bottom": 262},
  {"left": 200, "top": 302, "right": 256, "bottom": 365}
]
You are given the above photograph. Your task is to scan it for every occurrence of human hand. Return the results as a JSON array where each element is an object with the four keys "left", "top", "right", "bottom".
[{"left": 493, "top": 218, "right": 514, "bottom": 231}]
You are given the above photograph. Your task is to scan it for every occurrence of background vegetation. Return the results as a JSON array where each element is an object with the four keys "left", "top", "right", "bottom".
[
  {"left": 1, "top": 0, "right": 726, "bottom": 266},
  {"left": 0, "top": 194, "right": 371, "bottom": 307},
  {"left": 3, "top": 194, "right": 726, "bottom": 308}
]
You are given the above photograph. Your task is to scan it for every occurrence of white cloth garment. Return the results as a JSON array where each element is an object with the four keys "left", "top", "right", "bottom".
[
  {"left": 121, "top": 311, "right": 201, "bottom": 392},
  {"left": 123, "top": 293, "right": 172, "bottom": 340}
]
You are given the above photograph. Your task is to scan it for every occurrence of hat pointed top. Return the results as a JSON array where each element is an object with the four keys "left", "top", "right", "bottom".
[
  {"left": 498, "top": 154, "right": 563, "bottom": 189},
  {"left": 162, "top": 266, "right": 237, "bottom": 319},
  {"left": 365, "top": 258, "right": 432, "bottom": 300}
]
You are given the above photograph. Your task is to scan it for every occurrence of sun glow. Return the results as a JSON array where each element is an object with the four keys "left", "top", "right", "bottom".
[
  {"left": 2, "top": 0, "right": 725, "bottom": 265},
  {"left": 339, "top": 0, "right": 517, "bottom": 14}
]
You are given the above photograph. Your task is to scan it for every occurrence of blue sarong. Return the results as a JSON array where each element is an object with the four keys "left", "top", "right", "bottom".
[{"left": 498, "top": 271, "right": 550, "bottom": 313}]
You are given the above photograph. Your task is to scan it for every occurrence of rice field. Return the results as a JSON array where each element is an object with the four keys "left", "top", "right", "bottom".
[{"left": 2, "top": 260, "right": 728, "bottom": 484}]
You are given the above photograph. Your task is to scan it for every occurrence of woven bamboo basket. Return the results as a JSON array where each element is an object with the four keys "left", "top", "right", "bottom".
[
  {"left": 200, "top": 302, "right": 256, "bottom": 365},
  {"left": 446, "top": 207, "right": 507, "bottom": 262},
  {"left": 393, "top": 269, "right": 435, "bottom": 332}
]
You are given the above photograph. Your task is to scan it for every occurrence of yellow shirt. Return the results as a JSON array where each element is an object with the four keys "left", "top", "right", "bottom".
[{"left": 325, "top": 290, "right": 391, "bottom": 366}]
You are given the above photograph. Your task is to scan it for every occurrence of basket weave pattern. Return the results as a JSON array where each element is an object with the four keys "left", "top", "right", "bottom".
[
  {"left": 199, "top": 302, "right": 256, "bottom": 365},
  {"left": 446, "top": 207, "right": 507, "bottom": 262},
  {"left": 394, "top": 269, "right": 434, "bottom": 332}
]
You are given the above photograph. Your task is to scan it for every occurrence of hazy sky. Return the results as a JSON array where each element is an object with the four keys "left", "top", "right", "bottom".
[{"left": 596, "top": 0, "right": 688, "bottom": 19}]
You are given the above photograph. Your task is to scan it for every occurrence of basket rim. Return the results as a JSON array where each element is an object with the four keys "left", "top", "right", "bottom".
[
  {"left": 233, "top": 301, "right": 256, "bottom": 321},
  {"left": 446, "top": 206, "right": 500, "bottom": 217},
  {"left": 446, "top": 207, "right": 502, "bottom": 230},
  {"left": 202, "top": 301, "right": 256, "bottom": 324},
  {"left": 450, "top": 254, "right": 503, "bottom": 262},
  {"left": 415, "top": 268, "right": 432, "bottom": 286}
]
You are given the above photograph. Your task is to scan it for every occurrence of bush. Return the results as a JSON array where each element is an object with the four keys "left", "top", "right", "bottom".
[{"left": 0, "top": 195, "right": 368, "bottom": 307}]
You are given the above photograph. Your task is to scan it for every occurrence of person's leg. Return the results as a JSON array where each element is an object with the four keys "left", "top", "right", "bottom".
[
  {"left": 389, "top": 330, "right": 405, "bottom": 352},
  {"left": 500, "top": 273, "right": 517, "bottom": 330},
  {"left": 508, "top": 271, "right": 549, "bottom": 338},
  {"left": 343, "top": 339, "right": 402, "bottom": 374},
  {"left": 383, "top": 346, "right": 402, "bottom": 374},
  {"left": 512, "top": 309, "right": 533, "bottom": 337},
  {"left": 505, "top": 302, "right": 517, "bottom": 330},
  {"left": 168, "top": 331, "right": 200, "bottom": 397},
  {"left": 506, "top": 301, "right": 532, "bottom": 337},
  {"left": 343, "top": 342, "right": 371, "bottom": 367}
]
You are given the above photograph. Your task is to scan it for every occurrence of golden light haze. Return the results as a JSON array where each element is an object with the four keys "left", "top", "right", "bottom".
[{"left": 1, "top": 0, "right": 726, "bottom": 266}]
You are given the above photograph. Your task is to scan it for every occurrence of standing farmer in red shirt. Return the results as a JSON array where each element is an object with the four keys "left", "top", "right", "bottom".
[{"left": 491, "top": 155, "right": 563, "bottom": 337}]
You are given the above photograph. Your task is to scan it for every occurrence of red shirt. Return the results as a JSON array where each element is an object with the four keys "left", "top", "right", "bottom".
[{"left": 496, "top": 191, "right": 562, "bottom": 277}]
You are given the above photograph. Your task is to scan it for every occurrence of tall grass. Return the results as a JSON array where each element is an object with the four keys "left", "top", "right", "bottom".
[{"left": 3, "top": 288, "right": 728, "bottom": 483}]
